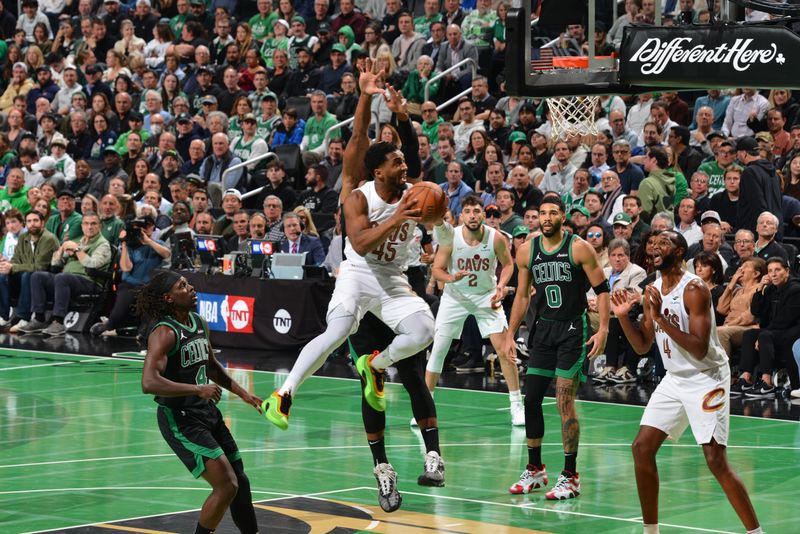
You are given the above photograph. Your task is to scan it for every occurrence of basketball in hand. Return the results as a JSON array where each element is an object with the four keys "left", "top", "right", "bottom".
[{"left": 405, "top": 182, "right": 447, "bottom": 224}]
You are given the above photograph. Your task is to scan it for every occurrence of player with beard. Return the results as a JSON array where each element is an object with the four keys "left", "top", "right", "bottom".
[
  {"left": 426, "top": 194, "right": 522, "bottom": 425},
  {"left": 610, "top": 231, "right": 762, "bottom": 534},
  {"left": 262, "top": 60, "right": 440, "bottom": 513},
  {"left": 504, "top": 194, "right": 609, "bottom": 499}
]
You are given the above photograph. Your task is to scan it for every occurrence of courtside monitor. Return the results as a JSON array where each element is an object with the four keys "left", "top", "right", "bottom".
[
  {"left": 195, "top": 234, "right": 224, "bottom": 268},
  {"left": 247, "top": 239, "right": 279, "bottom": 278}
]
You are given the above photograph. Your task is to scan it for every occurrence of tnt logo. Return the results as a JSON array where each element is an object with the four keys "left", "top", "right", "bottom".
[
  {"left": 273, "top": 309, "right": 292, "bottom": 334},
  {"left": 197, "top": 293, "right": 253, "bottom": 333},
  {"left": 226, "top": 296, "right": 254, "bottom": 333}
]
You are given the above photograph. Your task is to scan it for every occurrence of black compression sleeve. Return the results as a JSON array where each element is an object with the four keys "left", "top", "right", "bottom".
[{"left": 396, "top": 115, "right": 421, "bottom": 179}]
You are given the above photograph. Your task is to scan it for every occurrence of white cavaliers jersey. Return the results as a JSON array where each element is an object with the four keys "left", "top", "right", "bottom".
[
  {"left": 653, "top": 272, "right": 728, "bottom": 376},
  {"left": 344, "top": 181, "right": 416, "bottom": 275},
  {"left": 447, "top": 225, "right": 497, "bottom": 296}
]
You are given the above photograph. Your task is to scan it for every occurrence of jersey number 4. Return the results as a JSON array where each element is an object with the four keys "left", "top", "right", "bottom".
[
  {"left": 662, "top": 338, "right": 672, "bottom": 359},
  {"left": 195, "top": 366, "right": 208, "bottom": 385}
]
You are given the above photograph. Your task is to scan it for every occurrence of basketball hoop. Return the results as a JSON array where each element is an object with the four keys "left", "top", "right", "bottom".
[{"left": 546, "top": 96, "right": 600, "bottom": 141}]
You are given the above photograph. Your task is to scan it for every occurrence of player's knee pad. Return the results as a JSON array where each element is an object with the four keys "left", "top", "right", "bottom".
[{"left": 398, "top": 311, "right": 435, "bottom": 344}]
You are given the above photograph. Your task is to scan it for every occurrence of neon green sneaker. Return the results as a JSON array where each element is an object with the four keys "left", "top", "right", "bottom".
[
  {"left": 262, "top": 391, "right": 292, "bottom": 430},
  {"left": 356, "top": 352, "right": 386, "bottom": 412}
]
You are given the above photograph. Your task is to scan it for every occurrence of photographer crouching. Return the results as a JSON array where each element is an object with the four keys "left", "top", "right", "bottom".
[{"left": 90, "top": 216, "right": 170, "bottom": 336}]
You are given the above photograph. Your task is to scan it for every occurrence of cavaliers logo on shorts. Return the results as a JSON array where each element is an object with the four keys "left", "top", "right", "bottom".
[{"left": 701, "top": 387, "right": 726, "bottom": 412}]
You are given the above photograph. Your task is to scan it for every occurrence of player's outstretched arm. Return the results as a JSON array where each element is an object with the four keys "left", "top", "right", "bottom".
[
  {"left": 575, "top": 238, "right": 609, "bottom": 357},
  {"left": 651, "top": 281, "right": 713, "bottom": 359},
  {"left": 141, "top": 326, "right": 220, "bottom": 401},
  {"left": 206, "top": 340, "right": 263, "bottom": 412},
  {"left": 340, "top": 58, "right": 384, "bottom": 202}
]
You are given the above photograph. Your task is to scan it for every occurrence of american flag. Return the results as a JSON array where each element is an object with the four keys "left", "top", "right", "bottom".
[{"left": 531, "top": 48, "right": 554, "bottom": 71}]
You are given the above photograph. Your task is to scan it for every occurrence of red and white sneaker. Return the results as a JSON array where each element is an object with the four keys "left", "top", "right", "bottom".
[
  {"left": 545, "top": 471, "right": 580, "bottom": 500},
  {"left": 509, "top": 464, "right": 548, "bottom": 494}
]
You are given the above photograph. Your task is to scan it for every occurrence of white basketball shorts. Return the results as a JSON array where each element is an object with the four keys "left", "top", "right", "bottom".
[
  {"left": 640, "top": 364, "right": 730, "bottom": 445},
  {"left": 326, "top": 260, "right": 433, "bottom": 332}
]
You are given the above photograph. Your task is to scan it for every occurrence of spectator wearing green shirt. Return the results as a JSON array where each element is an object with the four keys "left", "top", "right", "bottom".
[
  {"left": 250, "top": 0, "right": 279, "bottom": 42},
  {"left": 0, "top": 168, "right": 30, "bottom": 214},
  {"left": 302, "top": 90, "right": 340, "bottom": 166},
  {"left": 414, "top": 0, "right": 443, "bottom": 38},
  {"left": 698, "top": 140, "right": 742, "bottom": 196},
  {"left": 45, "top": 191, "right": 83, "bottom": 243},
  {"left": 170, "top": 0, "right": 191, "bottom": 37},
  {"left": 99, "top": 194, "right": 124, "bottom": 248},
  {"left": 421, "top": 102, "right": 444, "bottom": 146},
  {"left": 261, "top": 19, "right": 290, "bottom": 68},
  {"left": 461, "top": 0, "right": 498, "bottom": 47}
]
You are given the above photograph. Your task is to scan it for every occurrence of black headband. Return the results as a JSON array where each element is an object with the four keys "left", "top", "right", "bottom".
[{"left": 156, "top": 271, "right": 182, "bottom": 295}]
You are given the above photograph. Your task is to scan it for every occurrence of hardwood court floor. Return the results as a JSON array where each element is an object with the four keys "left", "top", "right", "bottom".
[{"left": 1, "top": 348, "right": 797, "bottom": 533}]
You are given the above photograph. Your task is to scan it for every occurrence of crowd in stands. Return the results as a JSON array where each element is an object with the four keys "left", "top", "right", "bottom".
[{"left": 0, "top": 0, "right": 797, "bottom": 400}]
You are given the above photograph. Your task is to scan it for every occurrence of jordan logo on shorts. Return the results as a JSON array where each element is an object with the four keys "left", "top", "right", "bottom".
[{"left": 568, "top": 323, "right": 576, "bottom": 332}]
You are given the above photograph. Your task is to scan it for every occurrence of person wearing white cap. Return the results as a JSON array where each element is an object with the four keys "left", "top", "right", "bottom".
[
  {"left": 30, "top": 156, "right": 65, "bottom": 190},
  {"left": 50, "top": 134, "right": 76, "bottom": 183}
]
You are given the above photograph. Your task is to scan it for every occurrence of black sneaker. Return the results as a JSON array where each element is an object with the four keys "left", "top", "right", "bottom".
[
  {"left": 90, "top": 321, "right": 108, "bottom": 336},
  {"left": 455, "top": 353, "right": 484, "bottom": 374},
  {"left": 730, "top": 378, "right": 754, "bottom": 397},
  {"left": 450, "top": 351, "right": 473, "bottom": 369},
  {"left": 745, "top": 380, "right": 776, "bottom": 399}
]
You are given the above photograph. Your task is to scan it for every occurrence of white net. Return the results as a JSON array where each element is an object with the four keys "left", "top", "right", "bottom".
[{"left": 547, "top": 96, "right": 600, "bottom": 141}]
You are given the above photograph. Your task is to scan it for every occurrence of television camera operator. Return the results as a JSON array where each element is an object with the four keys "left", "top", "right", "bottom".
[{"left": 90, "top": 216, "right": 170, "bottom": 337}]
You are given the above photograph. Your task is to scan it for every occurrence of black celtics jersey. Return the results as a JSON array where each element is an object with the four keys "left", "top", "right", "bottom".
[
  {"left": 528, "top": 232, "right": 588, "bottom": 320},
  {"left": 153, "top": 312, "right": 212, "bottom": 409}
]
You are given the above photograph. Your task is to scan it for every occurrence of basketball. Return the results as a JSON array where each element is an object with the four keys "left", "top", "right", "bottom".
[{"left": 405, "top": 182, "right": 447, "bottom": 224}]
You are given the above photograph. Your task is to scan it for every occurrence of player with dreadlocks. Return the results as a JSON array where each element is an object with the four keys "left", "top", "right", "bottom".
[{"left": 138, "top": 271, "right": 263, "bottom": 534}]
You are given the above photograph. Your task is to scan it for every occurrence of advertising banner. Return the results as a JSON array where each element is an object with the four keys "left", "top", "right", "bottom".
[{"left": 620, "top": 24, "right": 800, "bottom": 88}]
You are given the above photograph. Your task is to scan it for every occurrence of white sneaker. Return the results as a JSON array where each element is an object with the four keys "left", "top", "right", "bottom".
[
  {"left": 373, "top": 463, "right": 402, "bottom": 512},
  {"left": 791, "top": 389, "right": 800, "bottom": 399},
  {"left": 594, "top": 366, "right": 616, "bottom": 381},
  {"left": 545, "top": 472, "right": 581, "bottom": 500},
  {"left": 509, "top": 464, "right": 548, "bottom": 494},
  {"left": 0, "top": 317, "right": 9, "bottom": 327},
  {"left": 409, "top": 416, "right": 418, "bottom": 427},
  {"left": 511, "top": 401, "right": 525, "bottom": 426},
  {"left": 9, "top": 319, "right": 29, "bottom": 333},
  {"left": 417, "top": 450, "right": 445, "bottom": 487}
]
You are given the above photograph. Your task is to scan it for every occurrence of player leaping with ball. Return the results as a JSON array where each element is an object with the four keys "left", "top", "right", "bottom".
[{"left": 611, "top": 231, "right": 762, "bottom": 534}]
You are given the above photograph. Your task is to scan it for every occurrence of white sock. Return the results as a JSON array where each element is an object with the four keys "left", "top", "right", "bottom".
[
  {"left": 643, "top": 524, "right": 659, "bottom": 534},
  {"left": 509, "top": 390, "right": 522, "bottom": 405},
  {"left": 746, "top": 527, "right": 763, "bottom": 534}
]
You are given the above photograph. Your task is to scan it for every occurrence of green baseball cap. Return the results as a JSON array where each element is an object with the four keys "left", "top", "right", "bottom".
[
  {"left": 508, "top": 131, "right": 527, "bottom": 144},
  {"left": 569, "top": 206, "right": 590, "bottom": 219},
  {"left": 612, "top": 212, "right": 632, "bottom": 226},
  {"left": 291, "top": 15, "right": 305, "bottom": 25},
  {"left": 331, "top": 43, "right": 347, "bottom": 54},
  {"left": 512, "top": 225, "right": 530, "bottom": 238}
]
